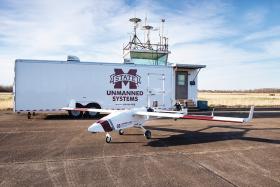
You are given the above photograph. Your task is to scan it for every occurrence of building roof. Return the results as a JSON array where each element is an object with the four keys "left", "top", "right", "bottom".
[{"left": 172, "top": 63, "right": 206, "bottom": 69}]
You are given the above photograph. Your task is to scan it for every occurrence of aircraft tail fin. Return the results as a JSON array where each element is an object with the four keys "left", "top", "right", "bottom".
[
  {"left": 68, "top": 99, "right": 76, "bottom": 108},
  {"left": 244, "top": 106, "right": 254, "bottom": 123}
]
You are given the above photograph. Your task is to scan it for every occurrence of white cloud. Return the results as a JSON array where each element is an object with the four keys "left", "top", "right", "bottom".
[
  {"left": 200, "top": 62, "right": 280, "bottom": 90},
  {"left": 0, "top": 0, "right": 279, "bottom": 89},
  {"left": 164, "top": 1, "right": 237, "bottom": 45},
  {"left": 0, "top": 57, "right": 15, "bottom": 86},
  {"left": 263, "top": 40, "right": 280, "bottom": 57},
  {"left": 242, "top": 26, "right": 280, "bottom": 42},
  {"left": 244, "top": 7, "right": 267, "bottom": 26}
]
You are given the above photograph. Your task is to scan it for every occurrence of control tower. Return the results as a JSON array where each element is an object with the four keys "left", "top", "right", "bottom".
[{"left": 123, "top": 17, "right": 170, "bottom": 65}]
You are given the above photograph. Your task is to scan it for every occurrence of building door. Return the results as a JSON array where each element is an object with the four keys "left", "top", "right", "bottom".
[{"left": 175, "top": 71, "right": 188, "bottom": 99}]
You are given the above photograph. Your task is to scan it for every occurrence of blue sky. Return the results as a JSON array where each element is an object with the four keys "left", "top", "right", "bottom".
[{"left": 0, "top": 0, "right": 279, "bottom": 89}]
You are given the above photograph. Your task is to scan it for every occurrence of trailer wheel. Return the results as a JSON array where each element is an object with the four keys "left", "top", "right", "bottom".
[
  {"left": 27, "top": 112, "right": 31, "bottom": 119},
  {"left": 85, "top": 103, "right": 101, "bottom": 118},
  {"left": 68, "top": 103, "right": 83, "bottom": 118}
]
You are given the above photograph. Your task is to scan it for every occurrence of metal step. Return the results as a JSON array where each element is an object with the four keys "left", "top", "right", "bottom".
[{"left": 178, "top": 99, "right": 196, "bottom": 107}]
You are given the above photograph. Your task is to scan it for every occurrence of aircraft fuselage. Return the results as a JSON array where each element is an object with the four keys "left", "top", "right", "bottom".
[{"left": 88, "top": 109, "right": 146, "bottom": 133}]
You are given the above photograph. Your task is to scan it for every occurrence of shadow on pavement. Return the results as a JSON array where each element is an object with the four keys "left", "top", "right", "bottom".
[{"left": 145, "top": 125, "right": 280, "bottom": 147}]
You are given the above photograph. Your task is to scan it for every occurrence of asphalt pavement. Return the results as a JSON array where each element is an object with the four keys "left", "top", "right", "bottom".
[{"left": 0, "top": 111, "right": 279, "bottom": 186}]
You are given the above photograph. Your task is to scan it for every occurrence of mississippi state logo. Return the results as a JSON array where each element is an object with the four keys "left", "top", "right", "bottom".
[{"left": 110, "top": 69, "right": 141, "bottom": 89}]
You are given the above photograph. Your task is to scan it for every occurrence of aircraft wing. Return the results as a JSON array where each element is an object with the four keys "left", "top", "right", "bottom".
[
  {"left": 182, "top": 115, "right": 245, "bottom": 123},
  {"left": 135, "top": 106, "right": 254, "bottom": 123},
  {"left": 61, "top": 107, "right": 115, "bottom": 114},
  {"left": 181, "top": 106, "right": 254, "bottom": 123},
  {"left": 134, "top": 111, "right": 185, "bottom": 118}
]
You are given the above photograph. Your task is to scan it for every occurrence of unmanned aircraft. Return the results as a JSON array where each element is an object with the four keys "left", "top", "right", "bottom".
[{"left": 62, "top": 100, "right": 254, "bottom": 143}]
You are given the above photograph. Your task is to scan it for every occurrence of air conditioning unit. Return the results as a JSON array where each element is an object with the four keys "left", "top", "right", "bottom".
[{"left": 67, "top": 55, "right": 80, "bottom": 62}]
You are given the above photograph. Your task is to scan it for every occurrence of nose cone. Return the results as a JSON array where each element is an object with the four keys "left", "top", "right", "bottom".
[
  {"left": 88, "top": 123, "right": 105, "bottom": 133},
  {"left": 88, "top": 120, "right": 113, "bottom": 133}
]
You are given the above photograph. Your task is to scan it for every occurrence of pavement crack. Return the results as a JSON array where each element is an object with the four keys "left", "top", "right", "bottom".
[
  {"left": 102, "top": 143, "right": 118, "bottom": 186},
  {"left": 183, "top": 153, "right": 238, "bottom": 187},
  {"left": 1, "top": 144, "right": 279, "bottom": 166},
  {"left": 45, "top": 162, "right": 62, "bottom": 187},
  {"left": 63, "top": 131, "right": 84, "bottom": 186},
  {"left": 0, "top": 133, "right": 8, "bottom": 143},
  {"left": 143, "top": 156, "right": 154, "bottom": 185}
]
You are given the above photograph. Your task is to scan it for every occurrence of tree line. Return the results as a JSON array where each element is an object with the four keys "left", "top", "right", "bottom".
[
  {"left": 199, "top": 88, "right": 280, "bottom": 93},
  {"left": 0, "top": 86, "right": 12, "bottom": 92},
  {"left": 1, "top": 85, "right": 279, "bottom": 93}
]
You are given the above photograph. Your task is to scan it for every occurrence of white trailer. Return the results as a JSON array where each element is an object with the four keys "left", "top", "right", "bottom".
[{"left": 14, "top": 58, "right": 205, "bottom": 118}]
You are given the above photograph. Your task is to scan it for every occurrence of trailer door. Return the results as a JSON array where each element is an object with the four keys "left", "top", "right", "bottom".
[
  {"left": 175, "top": 71, "right": 188, "bottom": 99},
  {"left": 147, "top": 73, "right": 165, "bottom": 108}
]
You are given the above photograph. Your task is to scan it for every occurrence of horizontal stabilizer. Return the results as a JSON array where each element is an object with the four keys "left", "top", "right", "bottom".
[{"left": 61, "top": 107, "right": 115, "bottom": 114}]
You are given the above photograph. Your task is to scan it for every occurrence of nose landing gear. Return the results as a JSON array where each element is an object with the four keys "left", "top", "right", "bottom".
[
  {"left": 118, "top": 129, "right": 124, "bottom": 135},
  {"left": 105, "top": 133, "right": 112, "bottom": 143}
]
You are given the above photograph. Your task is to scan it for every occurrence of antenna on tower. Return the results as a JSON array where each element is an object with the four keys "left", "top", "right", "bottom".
[
  {"left": 143, "top": 14, "right": 147, "bottom": 43},
  {"left": 142, "top": 17, "right": 159, "bottom": 50},
  {"left": 123, "top": 16, "right": 170, "bottom": 65},
  {"left": 127, "top": 17, "right": 144, "bottom": 49},
  {"left": 142, "top": 25, "right": 154, "bottom": 49},
  {"left": 160, "top": 19, "right": 165, "bottom": 47},
  {"left": 129, "top": 17, "right": 141, "bottom": 39}
]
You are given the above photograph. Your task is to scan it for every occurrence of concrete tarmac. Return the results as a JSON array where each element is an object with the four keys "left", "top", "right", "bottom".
[{"left": 0, "top": 111, "right": 279, "bottom": 186}]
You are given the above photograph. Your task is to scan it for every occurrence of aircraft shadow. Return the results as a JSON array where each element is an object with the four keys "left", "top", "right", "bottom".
[
  {"left": 123, "top": 133, "right": 144, "bottom": 136},
  {"left": 110, "top": 141, "right": 146, "bottom": 144},
  {"left": 145, "top": 125, "right": 280, "bottom": 147}
]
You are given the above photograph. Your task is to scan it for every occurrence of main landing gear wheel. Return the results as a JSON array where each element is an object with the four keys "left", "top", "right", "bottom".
[
  {"left": 119, "top": 129, "right": 124, "bottom": 135},
  {"left": 68, "top": 103, "right": 83, "bottom": 118},
  {"left": 105, "top": 133, "right": 112, "bottom": 143},
  {"left": 27, "top": 112, "right": 31, "bottom": 119},
  {"left": 144, "top": 130, "right": 152, "bottom": 139},
  {"left": 85, "top": 103, "right": 100, "bottom": 118}
]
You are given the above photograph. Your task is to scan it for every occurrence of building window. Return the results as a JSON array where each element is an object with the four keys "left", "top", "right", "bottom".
[{"left": 177, "top": 74, "right": 185, "bottom": 85}]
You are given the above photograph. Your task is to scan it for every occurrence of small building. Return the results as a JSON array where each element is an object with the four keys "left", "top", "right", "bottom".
[{"left": 173, "top": 64, "right": 205, "bottom": 107}]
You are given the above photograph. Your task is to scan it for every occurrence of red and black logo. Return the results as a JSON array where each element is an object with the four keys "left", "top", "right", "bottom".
[{"left": 110, "top": 69, "right": 141, "bottom": 89}]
